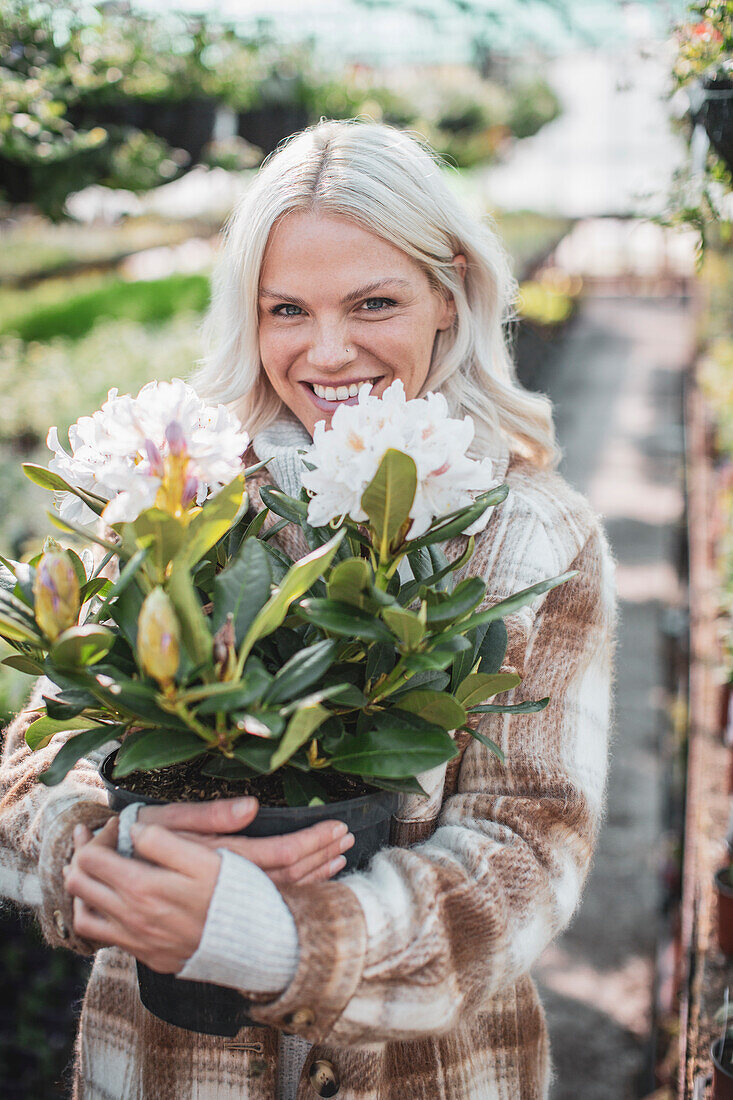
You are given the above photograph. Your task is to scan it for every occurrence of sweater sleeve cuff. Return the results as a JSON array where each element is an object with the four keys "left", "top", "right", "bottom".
[
  {"left": 38, "top": 799, "right": 115, "bottom": 953},
  {"left": 176, "top": 849, "right": 299, "bottom": 994},
  {"left": 246, "top": 879, "right": 367, "bottom": 1042}
]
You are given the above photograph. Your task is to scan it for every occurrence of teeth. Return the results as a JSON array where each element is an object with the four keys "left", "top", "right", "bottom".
[{"left": 311, "top": 379, "right": 378, "bottom": 401}]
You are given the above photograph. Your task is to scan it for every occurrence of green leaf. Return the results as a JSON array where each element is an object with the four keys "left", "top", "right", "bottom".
[
  {"left": 229, "top": 739, "right": 275, "bottom": 773},
  {"left": 441, "top": 571, "right": 579, "bottom": 640},
  {"left": 477, "top": 619, "right": 508, "bottom": 675},
  {"left": 400, "top": 537, "right": 475, "bottom": 605},
  {"left": 50, "top": 625, "right": 115, "bottom": 669},
  {"left": 395, "top": 690, "right": 466, "bottom": 730},
  {"left": 175, "top": 475, "right": 247, "bottom": 568},
  {"left": 237, "top": 531, "right": 346, "bottom": 668},
  {"left": 281, "top": 769, "right": 328, "bottom": 806},
  {"left": 166, "top": 563, "right": 213, "bottom": 673},
  {"left": 465, "top": 726, "right": 505, "bottom": 764},
  {"left": 200, "top": 755, "right": 255, "bottom": 781},
  {"left": 425, "top": 577, "right": 486, "bottom": 627},
  {"left": 269, "top": 703, "right": 330, "bottom": 771},
  {"left": 212, "top": 537, "right": 272, "bottom": 645},
  {"left": 79, "top": 576, "right": 110, "bottom": 603},
  {"left": 192, "top": 662, "right": 274, "bottom": 715},
  {"left": 297, "top": 597, "right": 394, "bottom": 643},
  {"left": 470, "top": 697, "right": 550, "bottom": 715},
  {"left": 23, "top": 464, "right": 106, "bottom": 516},
  {"left": 0, "top": 609, "right": 42, "bottom": 643},
  {"left": 44, "top": 688, "right": 98, "bottom": 720},
  {"left": 382, "top": 605, "right": 425, "bottom": 649},
  {"left": 405, "top": 484, "right": 509, "bottom": 551},
  {"left": 47, "top": 510, "right": 120, "bottom": 554},
  {"left": 327, "top": 558, "right": 373, "bottom": 610},
  {"left": 263, "top": 639, "right": 339, "bottom": 705},
  {"left": 26, "top": 714, "right": 101, "bottom": 752},
  {"left": 361, "top": 449, "right": 417, "bottom": 558},
  {"left": 113, "top": 730, "right": 208, "bottom": 777},
  {"left": 40, "top": 724, "right": 125, "bottom": 786},
  {"left": 259, "top": 486, "right": 309, "bottom": 525},
  {"left": 2, "top": 654, "right": 44, "bottom": 675},
  {"left": 107, "top": 582, "right": 145, "bottom": 649},
  {"left": 455, "top": 672, "right": 521, "bottom": 708},
  {"left": 65, "top": 548, "right": 87, "bottom": 587},
  {"left": 331, "top": 725, "right": 457, "bottom": 778}
]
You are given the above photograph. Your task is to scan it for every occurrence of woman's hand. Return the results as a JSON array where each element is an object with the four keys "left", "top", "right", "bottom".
[
  {"left": 78, "top": 796, "right": 355, "bottom": 885},
  {"left": 63, "top": 798, "right": 354, "bottom": 972}
]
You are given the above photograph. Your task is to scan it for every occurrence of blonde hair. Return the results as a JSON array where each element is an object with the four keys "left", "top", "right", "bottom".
[{"left": 193, "top": 117, "right": 559, "bottom": 468}]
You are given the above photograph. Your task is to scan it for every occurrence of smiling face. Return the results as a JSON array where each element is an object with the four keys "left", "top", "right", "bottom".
[{"left": 257, "top": 210, "right": 465, "bottom": 436}]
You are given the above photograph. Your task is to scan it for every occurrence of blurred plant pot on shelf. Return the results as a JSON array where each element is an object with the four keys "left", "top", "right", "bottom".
[
  {"left": 68, "top": 95, "right": 217, "bottom": 166},
  {"left": 100, "top": 746, "right": 398, "bottom": 1036},
  {"left": 714, "top": 866, "right": 733, "bottom": 956},
  {"left": 700, "top": 76, "right": 733, "bottom": 173},
  {"left": 712, "top": 1036, "right": 733, "bottom": 1099},
  {"left": 237, "top": 104, "right": 310, "bottom": 155}
]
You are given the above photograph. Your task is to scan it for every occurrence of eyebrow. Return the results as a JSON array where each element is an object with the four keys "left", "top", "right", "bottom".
[{"left": 258, "top": 278, "right": 412, "bottom": 307}]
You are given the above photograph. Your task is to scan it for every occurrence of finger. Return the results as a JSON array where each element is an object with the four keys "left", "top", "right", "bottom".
[
  {"left": 257, "top": 831, "right": 354, "bottom": 885},
  {"left": 72, "top": 895, "right": 124, "bottom": 947},
  {"left": 130, "top": 822, "right": 221, "bottom": 879},
  {"left": 298, "top": 855, "right": 349, "bottom": 885},
  {"left": 233, "top": 819, "right": 350, "bottom": 870},
  {"left": 65, "top": 863, "right": 127, "bottom": 923},
  {"left": 72, "top": 823, "right": 94, "bottom": 852},
  {"left": 138, "top": 797, "right": 259, "bottom": 835}
]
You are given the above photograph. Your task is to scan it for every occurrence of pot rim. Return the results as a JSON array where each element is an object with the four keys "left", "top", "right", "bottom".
[
  {"left": 714, "top": 867, "right": 733, "bottom": 898},
  {"left": 99, "top": 746, "right": 396, "bottom": 817},
  {"left": 712, "top": 1036, "right": 733, "bottom": 1079}
]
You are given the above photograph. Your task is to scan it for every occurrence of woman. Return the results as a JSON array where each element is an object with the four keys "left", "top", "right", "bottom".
[{"left": 0, "top": 118, "right": 617, "bottom": 1099}]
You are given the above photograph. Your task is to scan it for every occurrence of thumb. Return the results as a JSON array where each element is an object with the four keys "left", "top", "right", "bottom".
[{"left": 138, "top": 796, "right": 259, "bottom": 834}]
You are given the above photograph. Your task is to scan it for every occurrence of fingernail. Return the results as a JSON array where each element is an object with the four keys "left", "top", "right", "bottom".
[
  {"left": 232, "top": 797, "right": 256, "bottom": 814},
  {"left": 339, "top": 833, "right": 355, "bottom": 853},
  {"left": 73, "top": 825, "right": 84, "bottom": 843},
  {"left": 61, "top": 864, "right": 69, "bottom": 877},
  {"left": 331, "top": 822, "right": 348, "bottom": 840},
  {"left": 130, "top": 823, "right": 142, "bottom": 838},
  {"left": 330, "top": 855, "right": 346, "bottom": 875}
]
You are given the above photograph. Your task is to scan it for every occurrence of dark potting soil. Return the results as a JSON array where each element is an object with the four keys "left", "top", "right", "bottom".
[{"left": 117, "top": 756, "right": 376, "bottom": 807}]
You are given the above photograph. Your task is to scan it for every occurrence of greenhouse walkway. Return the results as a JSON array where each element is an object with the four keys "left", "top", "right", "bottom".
[{"left": 530, "top": 220, "right": 696, "bottom": 1099}]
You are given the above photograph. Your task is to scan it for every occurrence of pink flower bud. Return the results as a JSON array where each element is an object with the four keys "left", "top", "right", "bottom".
[
  {"left": 137, "top": 588, "right": 180, "bottom": 688},
  {"left": 144, "top": 438, "right": 164, "bottom": 476},
  {"left": 165, "top": 420, "right": 186, "bottom": 456},
  {"left": 33, "top": 552, "right": 80, "bottom": 641}
]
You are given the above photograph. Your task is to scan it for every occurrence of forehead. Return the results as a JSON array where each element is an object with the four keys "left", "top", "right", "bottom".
[{"left": 260, "top": 210, "right": 425, "bottom": 284}]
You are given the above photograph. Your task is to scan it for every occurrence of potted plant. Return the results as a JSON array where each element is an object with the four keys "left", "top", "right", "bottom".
[
  {"left": 715, "top": 862, "right": 733, "bottom": 957},
  {"left": 0, "top": 378, "right": 573, "bottom": 1035},
  {"left": 712, "top": 994, "right": 733, "bottom": 1099}
]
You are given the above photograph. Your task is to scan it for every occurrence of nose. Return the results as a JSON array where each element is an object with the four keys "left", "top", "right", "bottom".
[{"left": 305, "top": 323, "right": 357, "bottom": 373}]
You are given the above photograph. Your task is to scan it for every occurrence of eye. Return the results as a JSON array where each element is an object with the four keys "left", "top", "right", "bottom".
[
  {"left": 270, "top": 303, "right": 303, "bottom": 317},
  {"left": 362, "top": 298, "right": 396, "bottom": 311}
]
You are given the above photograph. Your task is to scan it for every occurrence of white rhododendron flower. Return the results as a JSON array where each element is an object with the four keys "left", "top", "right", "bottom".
[
  {"left": 46, "top": 379, "right": 250, "bottom": 526},
  {"left": 302, "top": 380, "right": 500, "bottom": 539}
]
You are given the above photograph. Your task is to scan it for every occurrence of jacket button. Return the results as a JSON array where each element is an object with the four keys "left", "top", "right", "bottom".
[
  {"left": 53, "top": 908, "right": 69, "bottom": 939},
  {"left": 284, "top": 1006, "right": 315, "bottom": 1029},
  {"left": 309, "top": 1059, "right": 339, "bottom": 1097}
]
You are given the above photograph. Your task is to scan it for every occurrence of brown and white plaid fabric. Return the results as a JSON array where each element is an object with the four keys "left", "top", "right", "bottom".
[{"left": 0, "top": 449, "right": 617, "bottom": 1099}]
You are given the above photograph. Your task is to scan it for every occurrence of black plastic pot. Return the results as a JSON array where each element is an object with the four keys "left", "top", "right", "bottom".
[
  {"left": 100, "top": 748, "right": 397, "bottom": 1035},
  {"left": 236, "top": 104, "right": 310, "bottom": 155},
  {"left": 711, "top": 1036, "right": 733, "bottom": 1099}
]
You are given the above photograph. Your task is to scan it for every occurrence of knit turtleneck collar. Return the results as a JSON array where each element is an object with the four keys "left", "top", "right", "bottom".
[
  {"left": 251, "top": 412, "right": 512, "bottom": 497},
  {"left": 251, "top": 414, "right": 313, "bottom": 499}
]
